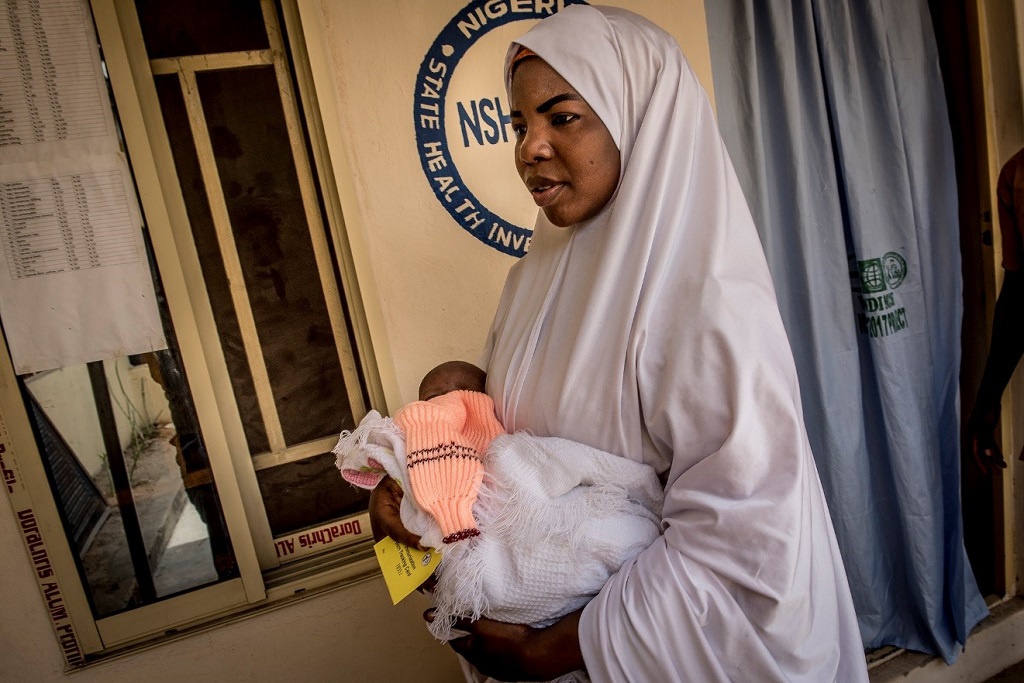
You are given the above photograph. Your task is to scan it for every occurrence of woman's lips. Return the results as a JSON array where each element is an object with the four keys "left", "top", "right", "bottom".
[{"left": 530, "top": 182, "right": 565, "bottom": 207}]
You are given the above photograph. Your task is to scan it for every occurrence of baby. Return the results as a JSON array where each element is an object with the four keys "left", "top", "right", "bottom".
[
  {"left": 395, "top": 361, "right": 506, "bottom": 544},
  {"left": 334, "top": 361, "right": 664, "bottom": 641},
  {"left": 416, "top": 359, "right": 488, "bottom": 401}
]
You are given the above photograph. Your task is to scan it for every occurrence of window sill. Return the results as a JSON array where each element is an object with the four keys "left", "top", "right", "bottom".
[{"left": 71, "top": 542, "right": 380, "bottom": 671}]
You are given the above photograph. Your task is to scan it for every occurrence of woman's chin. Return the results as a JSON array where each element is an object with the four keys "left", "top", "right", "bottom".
[
  {"left": 542, "top": 208, "right": 575, "bottom": 228},
  {"left": 542, "top": 199, "right": 613, "bottom": 228}
]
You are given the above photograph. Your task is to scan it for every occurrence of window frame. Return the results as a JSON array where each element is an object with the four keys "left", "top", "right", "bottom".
[{"left": 0, "top": 0, "right": 384, "bottom": 665}]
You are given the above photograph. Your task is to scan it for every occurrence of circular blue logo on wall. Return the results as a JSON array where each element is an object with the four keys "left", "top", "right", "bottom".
[{"left": 413, "top": 0, "right": 585, "bottom": 257}]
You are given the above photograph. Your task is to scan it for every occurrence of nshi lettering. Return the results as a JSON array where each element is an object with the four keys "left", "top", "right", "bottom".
[{"left": 458, "top": 96, "right": 513, "bottom": 147}]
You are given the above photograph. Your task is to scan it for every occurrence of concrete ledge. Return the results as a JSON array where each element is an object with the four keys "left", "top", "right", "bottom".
[{"left": 869, "top": 598, "right": 1024, "bottom": 683}]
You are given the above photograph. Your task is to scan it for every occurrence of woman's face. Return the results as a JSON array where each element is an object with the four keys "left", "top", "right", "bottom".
[{"left": 510, "top": 57, "right": 620, "bottom": 227}]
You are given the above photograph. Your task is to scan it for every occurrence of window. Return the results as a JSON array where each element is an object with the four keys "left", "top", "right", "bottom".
[
  {"left": 0, "top": 0, "right": 380, "bottom": 663},
  {"left": 137, "top": 0, "right": 371, "bottom": 558}
]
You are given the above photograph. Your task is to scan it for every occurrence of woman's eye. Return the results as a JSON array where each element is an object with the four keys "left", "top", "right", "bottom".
[
  {"left": 551, "top": 113, "right": 578, "bottom": 126},
  {"left": 512, "top": 123, "right": 526, "bottom": 137}
]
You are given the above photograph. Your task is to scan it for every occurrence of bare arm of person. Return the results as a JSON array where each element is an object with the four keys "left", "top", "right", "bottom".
[
  {"left": 368, "top": 476, "right": 424, "bottom": 549},
  {"left": 434, "top": 608, "right": 585, "bottom": 682},
  {"left": 968, "top": 269, "right": 1024, "bottom": 472}
]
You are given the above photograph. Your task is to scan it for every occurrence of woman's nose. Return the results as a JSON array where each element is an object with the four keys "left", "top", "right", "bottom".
[{"left": 518, "top": 127, "right": 553, "bottom": 164}]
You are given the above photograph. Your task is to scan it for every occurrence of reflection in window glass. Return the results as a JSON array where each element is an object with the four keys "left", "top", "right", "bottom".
[{"left": 24, "top": 347, "right": 236, "bottom": 617}]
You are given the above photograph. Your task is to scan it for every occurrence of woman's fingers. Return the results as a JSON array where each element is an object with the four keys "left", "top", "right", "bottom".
[
  {"left": 368, "top": 477, "right": 424, "bottom": 548},
  {"left": 971, "top": 434, "right": 1006, "bottom": 475},
  {"left": 423, "top": 610, "right": 472, "bottom": 637},
  {"left": 987, "top": 449, "right": 1008, "bottom": 470}
]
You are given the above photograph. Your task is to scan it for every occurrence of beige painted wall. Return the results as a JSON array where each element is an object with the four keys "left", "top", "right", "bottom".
[
  {"left": 0, "top": 496, "right": 464, "bottom": 681},
  {"left": 5, "top": 2, "right": 1024, "bottom": 682},
  {"left": 1, "top": 2, "right": 712, "bottom": 680},
  {"left": 301, "top": 0, "right": 715, "bottom": 413}
]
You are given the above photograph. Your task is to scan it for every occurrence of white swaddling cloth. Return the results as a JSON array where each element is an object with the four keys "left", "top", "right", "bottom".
[{"left": 334, "top": 410, "right": 664, "bottom": 641}]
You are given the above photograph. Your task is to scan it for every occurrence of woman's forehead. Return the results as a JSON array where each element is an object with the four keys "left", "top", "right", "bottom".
[
  {"left": 509, "top": 58, "right": 580, "bottom": 110},
  {"left": 507, "top": 16, "right": 625, "bottom": 149}
]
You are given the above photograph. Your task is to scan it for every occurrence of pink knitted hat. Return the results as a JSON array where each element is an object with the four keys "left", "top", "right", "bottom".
[{"left": 394, "top": 390, "right": 505, "bottom": 543}]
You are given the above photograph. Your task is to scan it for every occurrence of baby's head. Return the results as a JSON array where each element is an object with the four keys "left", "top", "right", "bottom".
[{"left": 418, "top": 361, "right": 486, "bottom": 401}]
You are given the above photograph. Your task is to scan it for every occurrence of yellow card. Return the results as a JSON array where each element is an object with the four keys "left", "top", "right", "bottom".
[{"left": 373, "top": 536, "right": 440, "bottom": 605}]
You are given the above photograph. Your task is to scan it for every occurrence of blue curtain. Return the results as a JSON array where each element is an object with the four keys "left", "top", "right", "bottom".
[{"left": 704, "top": 0, "right": 988, "bottom": 663}]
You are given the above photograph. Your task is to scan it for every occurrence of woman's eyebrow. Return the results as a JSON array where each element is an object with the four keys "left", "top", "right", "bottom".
[
  {"left": 536, "top": 92, "right": 581, "bottom": 113},
  {"left": 510, "top": 92, "right": 583, "bottom": 118}
]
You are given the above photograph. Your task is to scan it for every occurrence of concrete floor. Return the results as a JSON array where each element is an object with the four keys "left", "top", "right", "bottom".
[
  {"left": 868, "top": 599, "right": 1024, "bottom": 683},
  {"left": 152, "top": 502, "right": 218, "bottom": 594},
  {"left": 80, "top": 428, "right": 217, "bottom": 615}
]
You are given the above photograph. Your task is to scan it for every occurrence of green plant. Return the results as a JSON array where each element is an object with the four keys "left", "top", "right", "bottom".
[{"left": 109, "top": 361, "right": 157, "bottom": 478}]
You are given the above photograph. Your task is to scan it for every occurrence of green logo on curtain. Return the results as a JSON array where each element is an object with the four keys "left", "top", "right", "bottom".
[
  {"left": 882, "top": 252, "right": 907, "bottom": 289},
  {"left": 853, "top": 251, "right": 909, "bottom": 338},
  {"left": 858, "top": 258, "right": 886, "bottom": 293},
  {"left": 857, "top": 252, "right": 907, "bottom": 294}
]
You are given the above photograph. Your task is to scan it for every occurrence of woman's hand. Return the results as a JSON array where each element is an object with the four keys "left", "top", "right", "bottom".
[
  {"left": 428, "top": 609, "right": 585, "bottom": 682},
  {"left": 967, "top": 405, "right": 1007, "bottom": 475},
  {"left": 368, "top": 476, "right": 423, "bottom": 549}
]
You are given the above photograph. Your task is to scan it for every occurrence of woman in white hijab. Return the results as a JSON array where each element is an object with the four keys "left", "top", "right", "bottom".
[{"left": 427, "top": 5, "right": 870, "bottom": 682}]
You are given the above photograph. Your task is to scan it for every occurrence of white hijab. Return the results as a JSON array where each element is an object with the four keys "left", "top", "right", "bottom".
[{"left": 481, "top": 6, "right": 867, "bottom": 681}]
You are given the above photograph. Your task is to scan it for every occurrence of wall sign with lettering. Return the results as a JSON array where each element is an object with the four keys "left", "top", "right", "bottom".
[{"left": 413, "top": 0, "right": 585, "bottom": 257}]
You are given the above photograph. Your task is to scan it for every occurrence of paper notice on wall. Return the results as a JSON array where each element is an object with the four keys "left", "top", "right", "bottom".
[
  {"left": 0, "top": 0, "right": 165, "bottom": 373},
  {"left": 0, "top": 155, "right": 165, "bottom": 373},
  {"left": 0, "top": 0, "right": 120, "bottom": 162}
]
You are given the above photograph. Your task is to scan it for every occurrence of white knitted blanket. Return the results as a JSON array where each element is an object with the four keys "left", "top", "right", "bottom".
[{"left": 334, "top": 411, "right": 664, "bottom": 641}]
